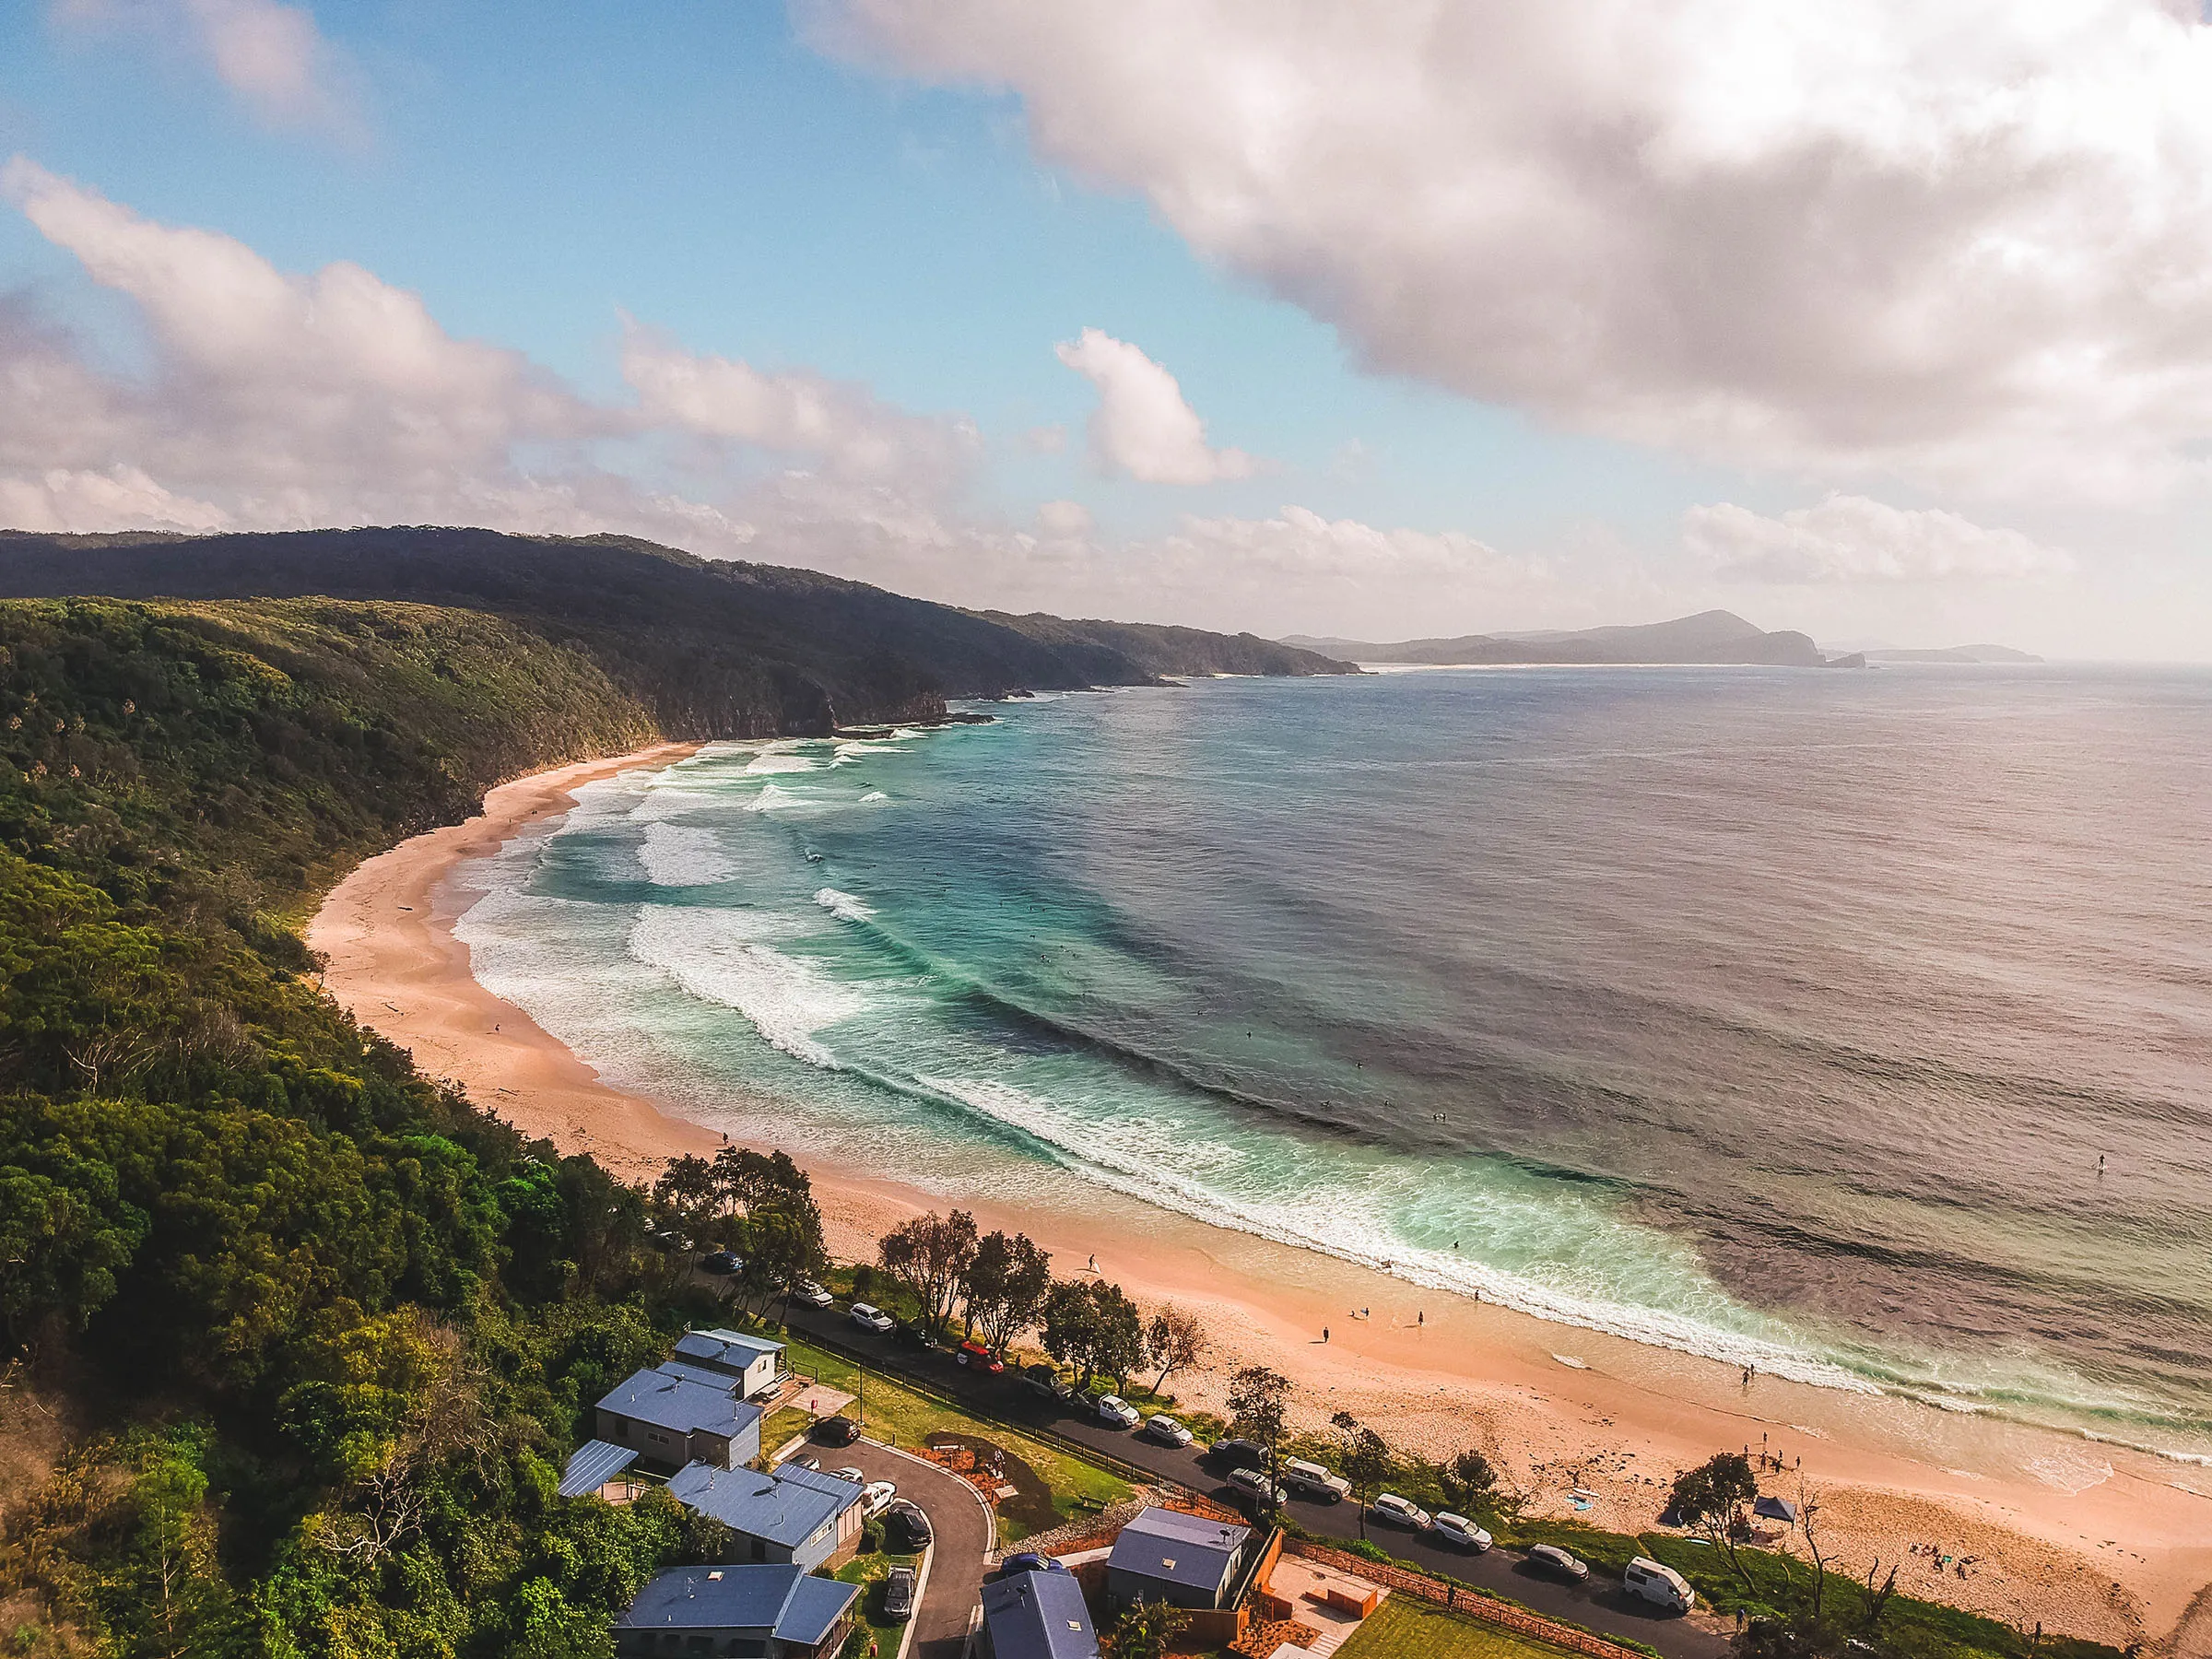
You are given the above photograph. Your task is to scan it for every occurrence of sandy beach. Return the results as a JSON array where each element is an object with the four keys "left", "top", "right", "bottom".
[{"left": 307, "top": 747, "right": 2212, "bottom": 1652}]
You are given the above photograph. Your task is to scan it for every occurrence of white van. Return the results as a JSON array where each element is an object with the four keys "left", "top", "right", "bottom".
[{"left": 1623, "top": 1556, "right": 1694, "bottom": 1612}]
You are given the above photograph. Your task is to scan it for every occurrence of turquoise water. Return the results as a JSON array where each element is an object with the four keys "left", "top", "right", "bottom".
[{"left": 453, "top": 666, "right": 2212, "bottom": 1458}]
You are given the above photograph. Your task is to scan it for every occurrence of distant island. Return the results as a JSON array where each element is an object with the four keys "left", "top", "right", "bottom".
[
  {"left": 1286, "top": 608, "right": 1864, "bottom": 668},
  {"left": 1858, "top": 643, "right": 2044, "bottom": 664}
]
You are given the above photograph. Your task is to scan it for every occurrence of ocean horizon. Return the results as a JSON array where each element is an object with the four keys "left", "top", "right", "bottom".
[{"left": 453, "top": 663, "right": 2212, "bottom": 1465}]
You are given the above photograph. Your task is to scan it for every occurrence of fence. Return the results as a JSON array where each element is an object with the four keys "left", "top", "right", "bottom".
[{"left": 1280, "top": 1537, "right": 1652, "bottom": 1659}]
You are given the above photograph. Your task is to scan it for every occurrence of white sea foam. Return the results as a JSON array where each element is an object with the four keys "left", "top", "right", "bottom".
[
  {"left": 638, "top": 822, "right": 740, "bottom": 887},
  {"left": 629, "top": 905, "right": 865, "bottom": 1069},
  {"left": 1552, "top": 1354, "right": 1590, "bottom": 1370},
  {"left": 910, "top": 1071, "right": 1873, "bottom": 1394},
  {"left": 834, "top": 738, "right": 909, "bottom": 762},
  {"left": 747, "top": 747, "right": 822, "bottom": 774},
  {"left": 814, "top": 888, "right": 877, "bottom": 924},
  {"left": 747, "top": 783, "right": 798, "bottom": 814},
  {"left": 859, "top": 790, "right": 888, "bottom": 804}
]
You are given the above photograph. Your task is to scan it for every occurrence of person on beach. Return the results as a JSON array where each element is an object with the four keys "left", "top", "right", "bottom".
[
  {"left": 1088, "top": 1253, "right": 1098, "bottom": 1273},
  {"left": 1418, "top": 1310, "right": 1425, "bottom": 1326},
  {"left": 1323, "top": 1326, "right": 1330, "bottom": 1343}
]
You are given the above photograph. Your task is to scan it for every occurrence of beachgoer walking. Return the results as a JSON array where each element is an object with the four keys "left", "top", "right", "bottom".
[
  {"left": 1418, "top": 1310, "right": 1425, "bottom": 1326},
  {"left": 1323, "top": 1326, "right": 1330, "bottom": 1343},
  {"left": 1088, "top": 1253, "right": 1098, "bottom": 1272}
]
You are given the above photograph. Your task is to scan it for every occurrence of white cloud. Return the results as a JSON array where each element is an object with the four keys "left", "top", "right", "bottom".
[
  {"left": 621, "top": 323, "right": 979, "bottom": 483},
  {"left": 815, "top": 0, "right": 2212, "bottom": 500},
  {"left": 1035, "top": 499, "right": 1092, "bottom": 535},
  {"left": 1685, "top": 495, "right": 2077, "bottom": 582},
  {"left": 1053, "top": 327, "right": 1257, "bottom": 484},
  {"left": 53, "top": 0, "right": 355, "bottom": 133}
]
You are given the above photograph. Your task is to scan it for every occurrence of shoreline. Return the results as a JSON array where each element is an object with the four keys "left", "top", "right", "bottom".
[{"left": 305, "top": 746, "right": 2212, "bottom": 1648}]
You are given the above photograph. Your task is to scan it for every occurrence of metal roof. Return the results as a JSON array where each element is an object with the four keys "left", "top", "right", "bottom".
[
  {"left": 558, "top": 1440, "right": 639, "bottom": 1499},
  {"left": 1107, "top": 1507, "right": 1251, "bottom": 1594},
  {"left": 616, "top": 1565, "right": 857, "bottom": 1641},
  {"left": 594, "top": 1367, "right": 761, "bottom": 1440},
  {"left": 675, "top": 1328, "right": 785, "bottom": 1371},
  {"left": 666, "top": 1461, "right": 862, "bottom": 1548},
  {"left": 982, "top": 1569, "right": 1100, "bottom": 1659}
]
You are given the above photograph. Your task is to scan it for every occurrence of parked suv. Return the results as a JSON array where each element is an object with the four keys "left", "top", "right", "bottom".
[{"left": 1280, "top": 1458, "right": 1351, "bottom": 1502}]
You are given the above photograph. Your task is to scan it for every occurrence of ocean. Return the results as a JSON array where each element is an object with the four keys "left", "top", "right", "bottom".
[{"left": 453, "top": 664, "right": 2212, "bottom": 1457}]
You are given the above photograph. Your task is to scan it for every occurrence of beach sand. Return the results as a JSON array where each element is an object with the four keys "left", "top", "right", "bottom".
[{"left": 306, "top": 747, "right": 2212, "bottom": 1650}]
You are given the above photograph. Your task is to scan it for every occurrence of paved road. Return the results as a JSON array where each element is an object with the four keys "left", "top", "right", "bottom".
[
  {"left": 789, "top": 1435, "right": 992, "bottom": 1659},
  {"left": 777, "top": 1301, "right": 1733, "bottom": 1659}
]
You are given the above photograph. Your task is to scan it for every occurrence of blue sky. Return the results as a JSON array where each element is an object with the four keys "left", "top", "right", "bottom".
[{"left": 1, "top": 2, "right": 2207, "bottom": 654}]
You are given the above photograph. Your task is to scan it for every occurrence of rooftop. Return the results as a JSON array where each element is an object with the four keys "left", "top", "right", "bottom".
[
  {"left": 595, "top": 1367, "right": 762, "bottom": 1441},
  {"left": 982, "top": 1568, "right": 1100, "bottom": 1659},
  {"left": 558, "top": 1439, "right": 640, "bottom": 1499},
  {"left": 666, "top": 1461, "right": 862, "bottom": 1548},
  {"left": 1107, "top": 1507, "right": 1252, "bottom": 1594},
  {"left": 617, "top": 1565, "right": 857, "bottom": 1644},
  {"left": 674, "top": 1328, "right": 786, "bottom": 1371}
]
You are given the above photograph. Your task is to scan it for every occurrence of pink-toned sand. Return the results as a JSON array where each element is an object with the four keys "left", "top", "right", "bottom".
[{"left": 306, "top": 747, "right": 2212, "bottom": 1651}]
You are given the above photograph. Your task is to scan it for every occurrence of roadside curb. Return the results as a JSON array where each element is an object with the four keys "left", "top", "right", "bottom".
[
  {"left": 890, "top": 1540, "right": 932, "bottom": 1659},
  {"left": 865, "top": 1434, "right": 1001, "bottom": 1566}
]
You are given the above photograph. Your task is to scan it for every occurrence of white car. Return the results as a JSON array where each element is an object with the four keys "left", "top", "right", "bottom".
[
  {"left": 850, "top": 1302, "right": 895, "bottom": 1334},
  {"left": 830, "top": 1465, "right": 866, "bottom": 1485},
  {"left": 1144, "top": 1415, "right": 1194, "bottom": 1447},
  {"left": 1369, "top": 1493, "right": 1432, "bottom": 1530},
  {"left": 1281, "top": 1459, "right": 1351, "bottom": 1503},
  {"left": 1228, "top": 1466, "right": 1286, "bottom": 1506},
  {"left": 862, "top": 1480, "right": 899, "bottom": 1519},
  {"left": 794, "top": 1279, "right": 834, "bottom": 1308},
  {"left": 1625, "top": 1556, "right": 1694, "bottom": 1611},
  {"left": 1433, "top": 1512, "right": 1492, "bottom": 1550},
  {"left": 1093, "top": 1394, "right": 1141, "bottom": 1429}
]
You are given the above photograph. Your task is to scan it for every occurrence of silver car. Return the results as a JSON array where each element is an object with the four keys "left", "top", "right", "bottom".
[
  {"left": 849, "top": 1301, "right": 895, "bottom": 1334},
  {"left": 1228, "top": 1465, "right": 1286, "bottom": 1507},
  {"left": 1369, "top": 1492, "right": 1432, "bottom": 1530}
]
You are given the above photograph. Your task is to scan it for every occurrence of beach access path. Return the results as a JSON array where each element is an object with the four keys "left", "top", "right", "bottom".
[{"left": 772, "top": 1305, "right": 1732, "bottom": 1659}]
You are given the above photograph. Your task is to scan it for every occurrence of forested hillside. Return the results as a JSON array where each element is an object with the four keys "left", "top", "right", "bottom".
[
  {"left": 0, "top": 596, "right": 771, "bottom": 1658},
  {"left": 0, "top": 528, "right": 1351, "bottom": 736}
]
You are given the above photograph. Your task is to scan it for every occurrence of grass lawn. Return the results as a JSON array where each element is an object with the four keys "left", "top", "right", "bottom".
[
  {"left": 775, "top": 1334, "right": 1131, "bottom": 1541},
  {"left": 833, "top": 1549, "right": 922, "bottom": 1654},
  {"left": 1335, "top": 1598, "right": 1581, "bottom": 1659}
]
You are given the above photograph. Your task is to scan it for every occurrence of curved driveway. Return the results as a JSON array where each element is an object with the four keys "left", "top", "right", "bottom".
[{"left": 829, "top": 1438, "right": 993, "bottom": 1659}]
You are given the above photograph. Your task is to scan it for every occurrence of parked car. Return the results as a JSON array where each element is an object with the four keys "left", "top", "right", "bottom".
[
  {"left": 1024, "top": 1363, "right": 1075, "bottom": 1401},
  {"left": 1527, "top": 1543, "right": 1590, "bottom": 1582},
  {"left": 1433, "top": 1512, "right": 1492, "bottom": 1551},
  {"left": 1207, "top": 1437, "right": 1268, "bottom": 1471},
  {"left": 1227, "top": 1466, "right": 1286, "bottom": 1508},
  {"left": 781, "top": 1454, "right": 821, "bottom": 1472},
  {"left": 894, "top": 1320, "right": 945, "bottom": 1352},
  {"left": 997, "top": 1552, "right": 1070, "bottom": 1579},
  {"left": 1093, "top": 1394, "right": 1141, "bottom": 1429},
  {"left": 862, "top": 1480, "right": 898, "bottom": 1518},
  {"left": 699, "top": 1250, "right": 742, "bottom": 1276},
  {"left": 793, "top": 1278, "right": 834, "bottom": 1308},
  {"left": 882, "top": 1566, "right": 916, "bottom": 1623},
  {"left": 1369, "top": 1493, "right": 1432, "bottom": 1530},
  {"left": 1624, "top": 1556, "right": 1695, "bottom": 1611},
  {"left": 956, "top": 1339, "right": 1005, "bottom": 1372},
  {"left": 813, "top": 1416, "right": 862, "bottom": 1446},
  {"left": 1144, "top": 1415, "right": 1194, "bottom": 1447},
  {"left": 830, "top": 1465, "right": 866, "bottom": 1485},
  {"left": 1281, "top": 1458, "right": 1351, "bottom": 1503},
  {"left": 885, "top": 1500, "right": 933, "bottom": 1551},
  {"left": 849, "top": 1302, "right": 895, "bottom": 1334}
]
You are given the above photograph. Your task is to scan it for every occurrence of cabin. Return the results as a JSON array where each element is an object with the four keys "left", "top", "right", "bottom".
[
  {"left": 981, "top": 1567, "right": 1100, "bottom": 1659},
  {"left": 613, "top": 1564, "right": 858, "bottom": 1659},
  {"left": 672, "top": 1327, "right": 787, "bottom": 1401},
  {"left": 668, "top": 1462, "right": 866, "bottom": 1573},
  {"left": 594, "top": 1367, "right": 764, "bottom": 1472},
  {"left": 1105, "top": 1507, "right": 1253, "bottom": 1611}
]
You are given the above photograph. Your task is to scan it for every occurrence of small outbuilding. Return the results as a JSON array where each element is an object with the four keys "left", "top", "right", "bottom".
[
  {"left": 982, "top": 1567, "right": 1100, "bottom": 1659},
  {"left": 673, "top": 1327, "right": 787, "bottom": 1401},
  {"left": 1105, "top": 1507, "right": 1253, "bottom": 1611},
  {"left": 613, "top": 1563, "right": 857, "bottom": 1658}
]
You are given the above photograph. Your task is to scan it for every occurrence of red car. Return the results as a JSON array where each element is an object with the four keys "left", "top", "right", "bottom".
[{"left": 956, "top": 1339, "right": 1005, "bottom": 1372}]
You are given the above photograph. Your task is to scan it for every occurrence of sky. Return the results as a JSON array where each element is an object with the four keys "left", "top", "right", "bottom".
[{"left": 1, "top": 2, "right": 2208, "bottom": 656}]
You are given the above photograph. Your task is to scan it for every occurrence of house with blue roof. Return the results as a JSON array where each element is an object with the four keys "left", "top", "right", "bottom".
[
  {"left": 982, "top": 1567, "right": 1100, "bottom": 1659},
  {"left": 613, "top": 1563, "right": 857, "bottom": 1659},
  {"left": 668, "top": 1461, "right": 865, "bottom": 1572},
  {"left": 1105, "top": 1507, "right": 1253, "bottom": 1611},
  {"left": 672, "top": 1327, "right": 786, "bottom": 1400},
  {"left": 594, "top": 1366, "right": 764, "bottom": 1473}
]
